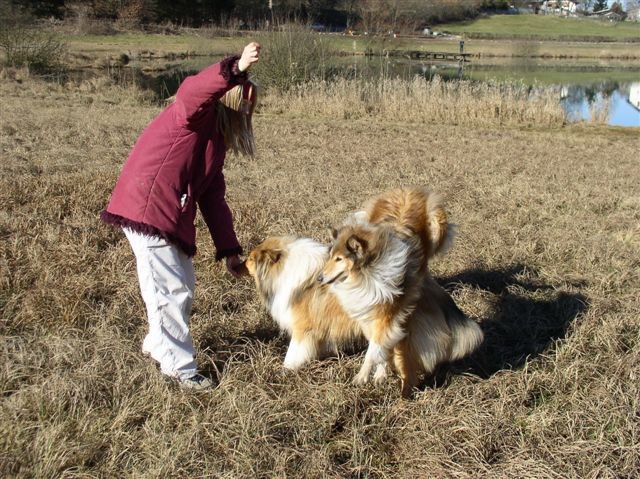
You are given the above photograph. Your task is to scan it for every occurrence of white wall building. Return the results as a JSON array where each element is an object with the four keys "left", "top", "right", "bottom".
[{"left": 541, "top": 0, "right": 578, "bottom": 15}]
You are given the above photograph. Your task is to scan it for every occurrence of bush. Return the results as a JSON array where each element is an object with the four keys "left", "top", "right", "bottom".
[
  {"left": 0, "top": 9, "right": 66, "bottom": 74},
  {"left": 254, "top": 25, "right": 334, "bottom": 91}
]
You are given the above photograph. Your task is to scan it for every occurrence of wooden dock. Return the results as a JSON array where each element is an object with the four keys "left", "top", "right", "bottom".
[{"left": 375, "top": 50, "right": 472, "bottom": 62}]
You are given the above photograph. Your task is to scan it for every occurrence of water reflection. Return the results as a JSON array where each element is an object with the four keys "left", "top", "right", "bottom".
[{"left": 561, "top": 82, "right": 640, "bottom": 126}]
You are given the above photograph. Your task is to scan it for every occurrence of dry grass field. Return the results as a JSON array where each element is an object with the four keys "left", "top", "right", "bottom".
[{"left": 1, "top": 71, "right": 639, "bottom": 478}]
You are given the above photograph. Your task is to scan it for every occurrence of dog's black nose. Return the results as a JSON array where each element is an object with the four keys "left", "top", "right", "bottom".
[{"left": 317, "top": 273, "right": 324, "bottom": 283}]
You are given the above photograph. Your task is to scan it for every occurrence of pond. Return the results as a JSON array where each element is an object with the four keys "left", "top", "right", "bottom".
[
  {"left": 455, "top": 63, "right": 639, "bottom": 127},
  {"left": 342, "top": 57, "right": 640, "bottom": 127},
  {"left": 108, "top": 55, "right": 640, "bottom": 127}
]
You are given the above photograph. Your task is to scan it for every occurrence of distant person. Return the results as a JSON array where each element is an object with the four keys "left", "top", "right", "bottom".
[{"left": 100, "top": 42, "right": 260, "bottom": 389}]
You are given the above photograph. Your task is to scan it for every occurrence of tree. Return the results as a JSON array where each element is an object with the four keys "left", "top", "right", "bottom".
[
  {"left": 593, "top": 0, "right": 608, "bottom": 12},
  {"left": 232, "top": 0, "right": 270, "bottom": 23},
  {"left": 611, "top": 1, "right": 625, "bottom": 12},
  {"left": 7, "top": 0, "right": 65, "bottom": 17}
]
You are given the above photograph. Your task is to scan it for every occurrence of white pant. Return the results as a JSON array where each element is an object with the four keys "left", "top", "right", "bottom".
[{"left": 124, "top": 227, "right": 197, "bottom": 380}]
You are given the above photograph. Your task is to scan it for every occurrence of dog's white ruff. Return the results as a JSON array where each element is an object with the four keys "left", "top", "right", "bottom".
[{"left": 332, "top": 234, "right": 411, "bottom": 323}]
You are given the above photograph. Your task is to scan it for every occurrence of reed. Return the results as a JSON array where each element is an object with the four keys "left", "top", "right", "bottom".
[{"left": 262, "top": 76, "right": 567, "bottom": 127}]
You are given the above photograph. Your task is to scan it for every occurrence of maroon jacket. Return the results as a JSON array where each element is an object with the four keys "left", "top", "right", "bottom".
[{"left": 101, "top": 55, "right": 246, "bottom": 259}]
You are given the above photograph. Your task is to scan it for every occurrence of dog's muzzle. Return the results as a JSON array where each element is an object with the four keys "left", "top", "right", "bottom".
[{"left": 317, "top": 271, "right": 345, "bottom": 285}]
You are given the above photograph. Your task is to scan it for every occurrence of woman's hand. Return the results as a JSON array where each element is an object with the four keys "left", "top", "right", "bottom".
[
  {"left": 226, "top": 254, "right": 249, "bottom": 278},
  {"left": 238, "top": 42, "right": 261, "bottom": 72}
]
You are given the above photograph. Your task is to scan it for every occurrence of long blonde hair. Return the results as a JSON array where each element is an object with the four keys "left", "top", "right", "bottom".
[{"left": 216, "top": 81, "right": 257, "bottom": 157}]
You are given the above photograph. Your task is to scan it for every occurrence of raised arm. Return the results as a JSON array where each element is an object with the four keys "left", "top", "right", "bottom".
[
  {"left": 174, "top": 56, "right": 245, "bottom": 125},
  {"left": 174, "top": 42, "right": 261, "bottom": 125}
]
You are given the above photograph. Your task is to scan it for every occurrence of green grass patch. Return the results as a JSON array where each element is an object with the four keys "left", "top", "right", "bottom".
[
  {"left": 464, "top": 65, "right": 640, "bottom": 85},
  {"left": 438, "top": 14, "right": 640, "bottom": 42},
  {"left": 62, "top": 32, "right": 245, "bottom": 55}
]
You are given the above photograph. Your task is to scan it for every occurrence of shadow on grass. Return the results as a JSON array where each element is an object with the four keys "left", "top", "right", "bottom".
[
  {"left": 437, "top": 264, "right": 588, "bottom": 381},
  {"left": 199, "top": 264, "right": 588, "bottom": 387}
]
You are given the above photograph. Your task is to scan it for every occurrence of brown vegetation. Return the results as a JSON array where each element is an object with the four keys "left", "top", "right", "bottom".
[
  {"left": 264, "top": 77, "right": 565, "bottom": 126},
  {"left": 0, "top": 72, "right": 638, "bottom": 477}
]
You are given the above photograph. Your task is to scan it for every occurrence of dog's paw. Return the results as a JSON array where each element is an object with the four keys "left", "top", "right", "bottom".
[
  {"left": 352, "top": 371, "right": 370, "bottom": 386},
  {"left": 373, "top": 365, "right": 388, "bottom": 385},
  {"left": 283, "top": 360, "right": 302, "bottom": 370}
]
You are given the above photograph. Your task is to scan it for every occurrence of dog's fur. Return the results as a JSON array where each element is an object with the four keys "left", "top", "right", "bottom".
[
  {"left": 320, "top": 187, "right": 482, "bottom": 395},
  {"left": 358, "top": 187, "right": 453, "bottom": 272},
  {"left": 245, "top": 236, "right": 363, "bottom": 370},
  {"left": 246, "top": 188, "right": 483, "bottom": 396}
]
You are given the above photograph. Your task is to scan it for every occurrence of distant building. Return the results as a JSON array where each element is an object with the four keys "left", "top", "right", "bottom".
[
  {"left": 541, "top": 0, "right": 578, "bottom": 15},
  {"left": 591, "top": 7, "right": 627, "bottom": 21}
]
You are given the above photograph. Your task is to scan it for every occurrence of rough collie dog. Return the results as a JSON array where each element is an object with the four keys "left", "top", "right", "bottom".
[
  {"left": 245, "top": 236, "right": 362, "bottom": 370},
  {"left": 247, "top": 232, "right": 482, "bottom": 396},
  {"left": 319, "top": 187, "right": 483, "bottom": 395}
]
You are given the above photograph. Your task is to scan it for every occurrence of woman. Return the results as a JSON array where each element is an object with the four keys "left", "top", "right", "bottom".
[{"left": 101, "top": 42, "right": 261, "bottom": 389}]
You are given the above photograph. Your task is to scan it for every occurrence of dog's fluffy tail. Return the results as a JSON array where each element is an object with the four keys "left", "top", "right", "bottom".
[
  {"left": 426, "top": 276, "right": 483, "bottom": 361},
  {"left": 408, "top": 278, "right": 483, "bottom": 374},
  {"left": 445, "top": 307, "right": 484, "bottom": 362},
  {"left": 364, "top": 187, "right": 454, "bottom": 261}
]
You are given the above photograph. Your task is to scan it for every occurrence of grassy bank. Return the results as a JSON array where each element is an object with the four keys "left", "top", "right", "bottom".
[
  {"left": 332, "top": 35, "right": 640, "bottom": 59},
  {"left": 438, "top": 14, "right": 640, "bottom": 42},
  {"left": 1, "top": 73, "right": 638, "bottom": 478},
  {"left": 64, "top": 32, "right": 245, "bottom": 57},
  {"left": 56, "top": 29, "right": 640, "bottom": 70}
]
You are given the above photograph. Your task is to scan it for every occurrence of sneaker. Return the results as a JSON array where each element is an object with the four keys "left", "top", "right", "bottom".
[{"left": 179, "top": 373, "right": 214, "bottom": 390}]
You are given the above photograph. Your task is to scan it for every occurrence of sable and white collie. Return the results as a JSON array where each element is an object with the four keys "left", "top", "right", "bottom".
[
  {"left": 245, "top": 188, "right": 483, "bottom": 396},
  {"left": 319, "top": 187, "right": 482, "bottom": 395},
  {"left": 245, "top": 236, "right": 362, "bottom": 370}
]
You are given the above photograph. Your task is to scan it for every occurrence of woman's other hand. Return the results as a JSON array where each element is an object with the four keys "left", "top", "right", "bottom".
[
  {"left": 238, "top": 42, "right": 261, "bottom": 72},
  {"left": 226, "top": 254, "right": 249, "bottom": 278}
]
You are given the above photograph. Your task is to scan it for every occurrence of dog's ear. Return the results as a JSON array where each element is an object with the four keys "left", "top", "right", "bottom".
[
  {"left": 346, "top": 235, "right": 367, "bottom": 259},
  {"left": 265, "top": 249, "right": 282, "bottom": 264},
  {"left": 329, "top": 227, "right": 339, "bottom": 241}
]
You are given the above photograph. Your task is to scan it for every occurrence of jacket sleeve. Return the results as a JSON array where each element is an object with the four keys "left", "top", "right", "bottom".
[
  {"left": 174, "top": 55, "right": 247, "bottom": 126},
  {"left": 198, "top": 169, "right": 243, "bottom": 261}
]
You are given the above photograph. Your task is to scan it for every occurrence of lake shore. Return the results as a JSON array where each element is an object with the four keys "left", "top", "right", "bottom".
[{"left": 59, "top": 29, "right": 640, "bottom": 72}]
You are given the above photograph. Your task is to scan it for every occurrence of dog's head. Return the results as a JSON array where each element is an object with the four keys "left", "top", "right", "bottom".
[
  {"left": 318, "top": 224, "right": 389, "bottom": 286},
  {"left": 245, "top": 237, "right": 290, "bottom": 301}
]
